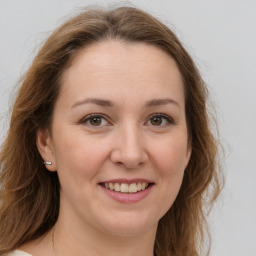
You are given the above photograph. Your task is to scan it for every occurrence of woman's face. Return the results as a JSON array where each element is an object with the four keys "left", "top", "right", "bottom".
[{"left": 38, "top": 41, "right": 191, "bottom": 236}]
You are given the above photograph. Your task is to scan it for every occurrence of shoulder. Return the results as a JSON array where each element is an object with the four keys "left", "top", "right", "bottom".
[{"left": 5, "top": 250, "right": 32, "bottom": 256}]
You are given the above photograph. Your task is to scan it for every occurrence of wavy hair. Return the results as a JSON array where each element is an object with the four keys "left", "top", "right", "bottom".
[{"left": 0, "top": 6, "right": 224, "bottom": 256}]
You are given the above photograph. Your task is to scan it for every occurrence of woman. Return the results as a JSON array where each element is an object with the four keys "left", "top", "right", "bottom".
[{"left": 0, "top": 6, "right": 223, "bottom": 256}]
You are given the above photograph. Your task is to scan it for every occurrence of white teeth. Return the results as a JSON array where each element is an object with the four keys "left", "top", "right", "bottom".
[
  {"left": 129, "top": 183, "right": 137, "bottom": 193},
  {"left": 103, "top": 182, "right": 149, "bottom": 193},
  {"left": 109, "top": 183, "right": 114, "bottom": 190},
  {"left": 137, "top": 182, "right": 142, "bottom": 191},
  {"left": 114, "top": 183, "right": 120, "bottom": 192},
  {"left": 120, "top": 183, "right": 129, "bottom": 193}
]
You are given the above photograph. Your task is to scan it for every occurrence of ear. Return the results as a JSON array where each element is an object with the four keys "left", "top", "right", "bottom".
[{"left": 36, "top": 129, "right": 56, "bottom": 172}]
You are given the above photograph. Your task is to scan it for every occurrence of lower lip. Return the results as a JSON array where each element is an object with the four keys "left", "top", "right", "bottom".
[{"left": 100, "top": 185, "right": 154, "bottom": 203}]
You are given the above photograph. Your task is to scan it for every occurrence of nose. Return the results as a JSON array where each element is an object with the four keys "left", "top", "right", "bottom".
[{"left": 110, "top": 124, "right": 149, "bottom": 169}]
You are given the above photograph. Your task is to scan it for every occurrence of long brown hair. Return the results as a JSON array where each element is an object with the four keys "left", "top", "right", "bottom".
[{"left": 0, "top": 6, "right": 224, "bottom": 256}]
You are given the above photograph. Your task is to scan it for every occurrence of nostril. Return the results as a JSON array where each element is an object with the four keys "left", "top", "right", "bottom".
[{"left": 110, "top": 141, "right": 149, "bottom": 169}]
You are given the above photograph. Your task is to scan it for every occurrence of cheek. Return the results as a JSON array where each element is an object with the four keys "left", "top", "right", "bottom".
[
  {"left": 151, "top": 135, "right": 189, "bottom": 176},
  {"left": 52, "top": 129, "right": 110, "bottom": 181},
  {"left": 150, "top": 135, "right": 188, "bottom": 211}
]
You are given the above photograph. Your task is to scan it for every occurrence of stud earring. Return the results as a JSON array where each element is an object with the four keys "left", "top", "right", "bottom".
[{"left": 44, "top": 161, "right": 52, "bottom": 165}]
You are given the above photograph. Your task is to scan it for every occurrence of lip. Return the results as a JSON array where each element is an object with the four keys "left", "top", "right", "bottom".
[
  {"left": 100, "top": 178, "right": 154, "bottom": 185},
  {"left": 99, "top": 178, "right": 155, "bottom": 203}
]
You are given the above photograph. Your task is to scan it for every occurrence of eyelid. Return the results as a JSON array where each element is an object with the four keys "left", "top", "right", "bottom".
[
  {"left": 79, "top": 113, "right": 175, "bottom": 127},
  {"left": 79, "top": 113, "right": 111, "bottom": 126},
  {"left": 146, "top": 113, "right": 175, "bottom": 126}
]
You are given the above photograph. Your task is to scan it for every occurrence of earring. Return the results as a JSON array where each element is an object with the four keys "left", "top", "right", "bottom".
[{"left": 44, "top": 161, "right": 52, "bottom": 165}]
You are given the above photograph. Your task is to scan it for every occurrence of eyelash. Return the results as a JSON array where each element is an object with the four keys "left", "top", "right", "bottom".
[
  {"left": 80, "top": 114, "right": 110, "bottom": 127},
  {"left": 146, "top": 113, "right": 174, "bottom": 127},
  {"left": 79, "top": 113, "right": 174, "bottom": 128}
]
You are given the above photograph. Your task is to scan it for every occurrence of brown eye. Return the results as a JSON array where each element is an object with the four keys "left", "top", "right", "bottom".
[
  {"left": 89, "top": 117, "right": 102, "bottom": 126},
  {"left": 80, "top": 114, "right": 109, "bottom": 127},
  {"left": 146, "top": 114, "right": 174, "bottom": 127},
  {"left": 151, "top": 116, "right": 163, "bottom": 126}
]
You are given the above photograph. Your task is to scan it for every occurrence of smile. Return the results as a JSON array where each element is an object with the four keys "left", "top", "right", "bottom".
[
  {"left": 99, "top": 179, "right": 154, "bottom": 203},
  {"left": 102, "top": 182, "right": 150, "bottom": 193}
]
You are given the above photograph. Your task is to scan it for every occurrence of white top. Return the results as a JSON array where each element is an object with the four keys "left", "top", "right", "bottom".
[{"left": 6, "top": 250, "right": 32, "bottom": 256}]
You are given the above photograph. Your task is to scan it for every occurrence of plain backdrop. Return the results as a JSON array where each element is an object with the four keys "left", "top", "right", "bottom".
[{"left": 0, "top": 0, "right": 255, "bottom": 255}]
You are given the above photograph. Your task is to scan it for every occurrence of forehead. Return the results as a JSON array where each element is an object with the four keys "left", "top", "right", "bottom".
[{"left": 59, "top": 40, "right": 185, "bottom": 108}]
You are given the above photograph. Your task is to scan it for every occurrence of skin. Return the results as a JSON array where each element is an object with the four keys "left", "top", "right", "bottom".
[{"left": 31, "top": 40, "right": 191, "bottom": 256}]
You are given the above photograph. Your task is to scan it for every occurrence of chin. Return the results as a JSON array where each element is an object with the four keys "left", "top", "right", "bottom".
[{"left": 95, "top": 211, "right": 159, "bottom": 236}]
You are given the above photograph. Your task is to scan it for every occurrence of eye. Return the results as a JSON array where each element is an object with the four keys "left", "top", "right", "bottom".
[
  {"left": 146, "top": 114, "right": 174, "bottom": 127},
  {"left": 80, "top": 114, "right": 110, "bottom": 127}
]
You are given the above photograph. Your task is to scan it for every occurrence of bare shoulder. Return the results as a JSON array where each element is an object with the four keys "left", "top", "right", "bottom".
[
  {"left": 17, "top": 231, "right": 54, "bottom": 256},
  {"left": 5, "top": 250, "right": 32, "bottom": 256}
]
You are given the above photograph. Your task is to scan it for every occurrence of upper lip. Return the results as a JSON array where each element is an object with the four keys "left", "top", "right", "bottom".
[{"left": 100, "top": 178, "right": 154, "bottom": 185}]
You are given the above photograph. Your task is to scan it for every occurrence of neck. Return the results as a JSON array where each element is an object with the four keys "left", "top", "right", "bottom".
[{"left": 53, "top": 214, "right": 157, "bottom": 256}]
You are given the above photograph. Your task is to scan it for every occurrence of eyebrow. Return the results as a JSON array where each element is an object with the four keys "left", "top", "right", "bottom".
[
  {"left": 145, "top": 98, "right": 180, "bottom": 108},
  {"left": 71, "top": 98, "right": 114, "bottom": 109},
  {"left": 71, "top": 97, "right": 179, "bottom": 109}
]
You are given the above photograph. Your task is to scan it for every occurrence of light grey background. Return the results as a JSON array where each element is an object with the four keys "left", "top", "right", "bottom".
[{"left": 0, "top": 1, "right": 255, "bottom": 255}]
